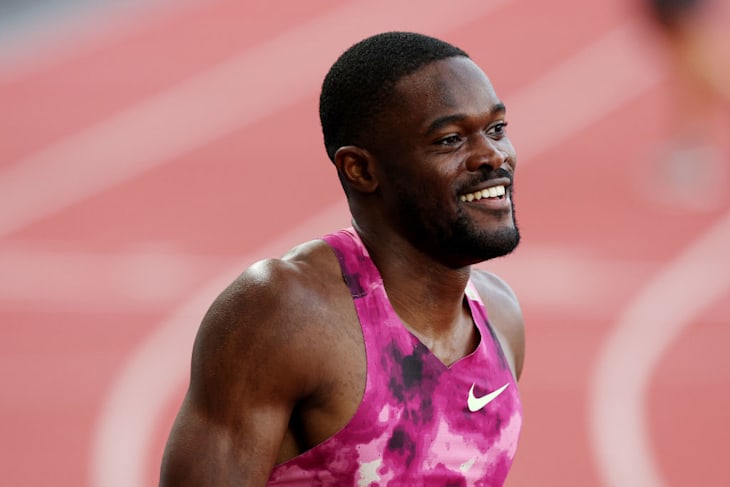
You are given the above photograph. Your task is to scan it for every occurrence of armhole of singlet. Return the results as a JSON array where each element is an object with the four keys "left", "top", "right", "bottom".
[
  {"left": 267, "top": 230, "right": 375, "bottom": 474},
  {"left": 465, "top": 278, "right": 515, "bottom": 377}
]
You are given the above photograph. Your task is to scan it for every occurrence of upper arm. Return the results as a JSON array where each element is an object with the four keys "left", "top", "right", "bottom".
[
  {"left": 472, "top": 270, "right": 525, "bottom": 381},
  {"left": 160, "top": 260, "right": 320, "bottom": 486}
]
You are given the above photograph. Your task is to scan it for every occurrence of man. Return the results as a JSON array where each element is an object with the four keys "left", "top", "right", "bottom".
[{"left": 160, "top": 31, "right": 524, "bottom": 486}]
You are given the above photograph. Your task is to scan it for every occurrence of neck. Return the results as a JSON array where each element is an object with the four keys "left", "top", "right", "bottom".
[{"left": 353, "top": 220, "right": 472, "bottom": 337}]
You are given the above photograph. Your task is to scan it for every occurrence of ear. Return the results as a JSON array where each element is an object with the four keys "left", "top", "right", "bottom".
[{"left": 334, "top": 146, "right": 379, "bottom": 194}]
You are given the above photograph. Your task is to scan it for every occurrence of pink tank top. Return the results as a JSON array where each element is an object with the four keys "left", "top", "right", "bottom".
[{"left": 268, "top": 228, "right": 522, "bottom": 485}]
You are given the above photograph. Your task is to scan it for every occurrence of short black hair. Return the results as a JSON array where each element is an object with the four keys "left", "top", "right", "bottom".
[{"left": 319, "top": 31, "right": 469, "bottom": 161}]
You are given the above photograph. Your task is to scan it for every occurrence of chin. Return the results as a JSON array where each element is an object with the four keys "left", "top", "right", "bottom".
[
  {"left": 451, "top": 223, "right": 520, "bottom": 264},
  {"left": 479, "top": 227, "right": 521, "bottom": 260}
]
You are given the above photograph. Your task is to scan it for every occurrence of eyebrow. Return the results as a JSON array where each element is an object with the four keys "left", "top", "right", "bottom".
[{"left": 424, "top": 102, "right": 506, "bottom": 135}]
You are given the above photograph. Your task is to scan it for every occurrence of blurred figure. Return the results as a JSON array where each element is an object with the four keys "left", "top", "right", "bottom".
[{"left": 643, "top": 0, "right": 730, "bottom": 210}]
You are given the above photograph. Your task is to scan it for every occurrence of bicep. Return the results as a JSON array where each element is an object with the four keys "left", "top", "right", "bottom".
[
  {"left": 159, "top": 388, "right": 290, "bottom": 487},
  {"left": 160, "top": 272, "right": 313, "bottom": 486}
]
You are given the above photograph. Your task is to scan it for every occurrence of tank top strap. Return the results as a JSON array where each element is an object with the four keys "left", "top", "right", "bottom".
[
  {"left": 322, "top": 227, "right": 381, "bottom": 299},
  {"left": 464, "top": 278, "right": 489, "bottom": 324}
]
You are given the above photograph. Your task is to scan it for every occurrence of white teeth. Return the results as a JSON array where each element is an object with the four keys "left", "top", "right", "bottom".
[{"left": 460, "top": 185, "right": 506, "bottom": 202}]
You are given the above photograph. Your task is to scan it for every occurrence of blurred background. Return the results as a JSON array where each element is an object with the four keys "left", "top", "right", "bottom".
[{"left": 1, "top": 0, "right": 728, "bottom": 485}]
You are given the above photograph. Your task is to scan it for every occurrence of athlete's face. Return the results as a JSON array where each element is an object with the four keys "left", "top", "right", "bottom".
[{"left": 371, "top": 56, "right": 519, "bottom": 267}]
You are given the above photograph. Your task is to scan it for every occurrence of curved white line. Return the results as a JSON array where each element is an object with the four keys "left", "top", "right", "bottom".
[
  {"left": 89, "top": 203, "right": 350, "bottom": 487},
  {"left": 590, "top": 209, "right": 730, "bottom": 487}
]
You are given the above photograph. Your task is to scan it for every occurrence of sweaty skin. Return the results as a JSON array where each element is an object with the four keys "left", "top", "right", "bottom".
[{"left": 159, "top": 56, "right": 524, "bottom": 486}]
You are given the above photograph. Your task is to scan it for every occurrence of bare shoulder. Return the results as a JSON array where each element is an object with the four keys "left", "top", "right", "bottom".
[
  {"left": 192, "top": 238, "right": 348, "bottom": 397},
  {"left": 469, "top": 268, "right": 525, "bottom": 381},
  {"left": 160, "top": 239, "right": 355, "bottom": 485},
  {"left": 205, "top": 238, "right": 344, "bottom": 335}
]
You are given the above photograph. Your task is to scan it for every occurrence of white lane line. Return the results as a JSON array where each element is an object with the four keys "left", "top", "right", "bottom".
[
  {"left": 509, "top": 20, "right": 661, "bottom": 162},
  {"left": 0, "top": 247, "right": 231, "bottom": 313},
  {"left": 0, "top": 243, "right": 656, "bottom": 316},
  {"left": 89, "top": 202, "right": 351, "bottom": 487},
  {"left": 0, "top": 0, "right": 511, "bottom": 239},
  {"left": 89, "top": 18, "right": 666, "bottom": 487},
  {"left": 590, "top": 210, "right": 730, "bottom": 487},
  {"left": 481, "top": 247, "right": 656, "bottom": 315}
]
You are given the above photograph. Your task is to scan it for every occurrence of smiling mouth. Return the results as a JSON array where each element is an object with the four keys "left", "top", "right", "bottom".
[{"left": 459, "top": 185, "right": 506, "bottom": 202}]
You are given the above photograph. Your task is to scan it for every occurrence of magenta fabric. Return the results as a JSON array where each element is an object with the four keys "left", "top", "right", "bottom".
[{"left": 268, "top": 228, "right": 522, "bottom": 486}]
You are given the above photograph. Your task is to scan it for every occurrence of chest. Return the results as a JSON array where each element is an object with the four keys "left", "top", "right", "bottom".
[{"left": 275, "top": 289, "right": 522, "bottom": 484}]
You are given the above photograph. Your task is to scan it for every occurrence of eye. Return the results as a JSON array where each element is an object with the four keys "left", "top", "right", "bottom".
[
  {"left": 436, "top": 134, "right": 462, "bottom": 146},
  {"left": 487, "top": 121, "right": 508, "bottom": 138}
]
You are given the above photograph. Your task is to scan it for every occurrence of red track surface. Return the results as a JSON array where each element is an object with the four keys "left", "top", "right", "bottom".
[{"left": 1, "top": 1, "right": 728, "bottom": 486}]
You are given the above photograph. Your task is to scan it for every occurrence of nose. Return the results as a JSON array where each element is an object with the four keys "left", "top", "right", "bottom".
[{"left": 465, "top": 133, "right": 509, "bottom": 172}]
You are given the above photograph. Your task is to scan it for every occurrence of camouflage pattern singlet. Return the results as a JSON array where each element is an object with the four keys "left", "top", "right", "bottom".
[{"left": 268, "top": 228, "right": 522, "bottom": 486}]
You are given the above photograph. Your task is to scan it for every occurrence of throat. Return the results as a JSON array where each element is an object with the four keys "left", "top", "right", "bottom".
[{"left": 403, "top": 307, "right": 481, "bottom": 367}]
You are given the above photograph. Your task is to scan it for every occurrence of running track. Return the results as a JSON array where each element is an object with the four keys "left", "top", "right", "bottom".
[{"left": 1, "top": 1, "right": 728, "bottom": 486}]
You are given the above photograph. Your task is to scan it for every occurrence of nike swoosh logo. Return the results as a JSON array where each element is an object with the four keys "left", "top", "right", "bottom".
[{"left": 467, "top": 382, "right": 510, "bottom": 412}]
